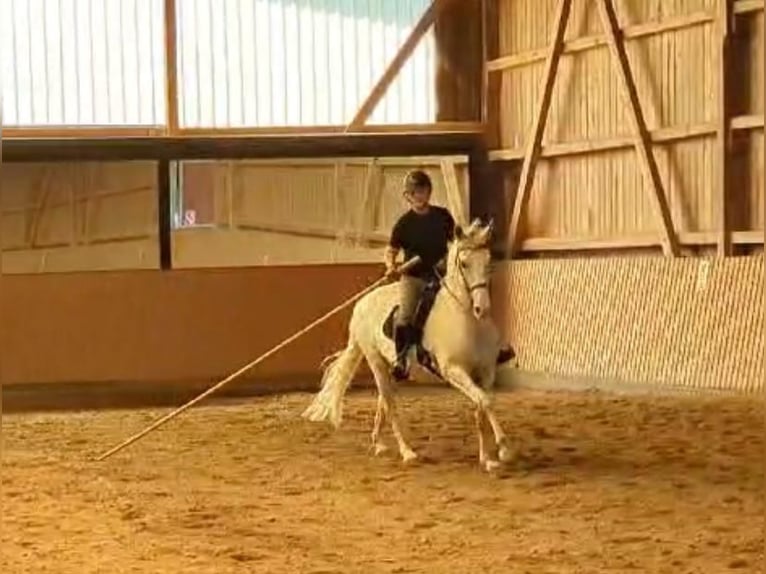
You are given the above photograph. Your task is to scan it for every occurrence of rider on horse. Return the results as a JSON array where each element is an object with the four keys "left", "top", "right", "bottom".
[
  {"left": 384, "top": 170, "right": 517, "bottom": 382},
  {"left": 384, "top": 169, "right": 455, "bottom": 381}
]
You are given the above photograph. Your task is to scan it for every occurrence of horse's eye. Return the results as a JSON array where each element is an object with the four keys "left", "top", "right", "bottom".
[{"left": 460, "top": 260, "right": 468, "bottom": 269}]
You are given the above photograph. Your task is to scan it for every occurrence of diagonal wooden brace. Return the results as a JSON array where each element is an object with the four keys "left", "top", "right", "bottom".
[
  {"left": 596, "top": 0, "right": 680, "bottom": 257},
  {"left": 507, "top": 0, "right": 572, "bottom": 257},
  {"left": 346, "top": 0, "right": 453, "bottom": 132}
]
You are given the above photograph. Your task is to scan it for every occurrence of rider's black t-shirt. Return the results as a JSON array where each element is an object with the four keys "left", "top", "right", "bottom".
[{"left": 389, "top": 206, "right": 456, "bottom": 279}]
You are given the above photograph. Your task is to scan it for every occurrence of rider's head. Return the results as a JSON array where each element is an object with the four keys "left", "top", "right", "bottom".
[{"left": 402, "top": 170, "right": 432, "bottom": 212}]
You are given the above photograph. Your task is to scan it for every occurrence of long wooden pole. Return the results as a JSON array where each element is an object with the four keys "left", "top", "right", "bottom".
[{"left": 94, "top": 257, "right": 421, "bottom": 462}]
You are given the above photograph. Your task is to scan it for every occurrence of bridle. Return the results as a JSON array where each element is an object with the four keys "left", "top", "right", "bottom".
[{"left": 434, "top": 242, "right": 491, "bottom": 317}]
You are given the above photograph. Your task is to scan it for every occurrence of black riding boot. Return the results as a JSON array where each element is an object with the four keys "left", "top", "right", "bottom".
[{"left": 392, "top": 324, "right": 412, "bottom": 381}]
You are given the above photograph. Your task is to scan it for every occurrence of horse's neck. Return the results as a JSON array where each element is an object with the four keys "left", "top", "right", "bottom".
[
  {"left": 432, "top": 273, "right": 472, "bottom": 322},
  {"left": 441, "top": 272, "right": 471, "bottom": 306},
  {"left": 423, "top": 276, "right": 481, "bottom": 356}
]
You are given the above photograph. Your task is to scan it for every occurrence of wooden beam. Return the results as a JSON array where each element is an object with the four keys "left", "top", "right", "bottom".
[
  {"left": 519, "top": 231, "right": 764, "bottom": 252},
  {"left": 482, "top": 0, "right": 502, "bottom": 149},
  {"left": 177, "top": 122, "right": 483, "bottom": 137},
  {"left": 521, "top": 235, "right": 661, "bottom": 252},
  {"left": 27, "top": 173, "right": 54, "bottom": 248},
  {"left": 717, "top": 0, "right": 735, "bottom": 256},
  {"left": 433, "top": 0, "right": 483, "bottom": 121},
  {"left": 507, "top": 0, "right": 572, "bottom": 256},
  {"left": 1, "top": 186, "right": 154, "bottom": 216},
  {"left": 489, "top": 115, "right": 760, "bottom": 161},
  {"left": 731, "top": 115, "right": 765, "bottom": 130},
  {"left": 346, "top": 0, "right": 452, "bottom": 131},
  {"left": 235, "top": 221, "right": 389, "bottom": 246},
  {"left": 487, "top": 10, "right": 714, "bottom": 73},
  {"left": 3, "top": 126, "right": 165, "bottom": 138},
  {"left": 3, "top": 122, "right": 483, "bottom": 140},
  {"left": 596, "top": 0, "right": 679, "bottom": 257},
  {"left": 157, "top": 160, "right": 172, "bottom": 270},
  {"left": 490, "top": 123, "right": 717, "bottom": 161},
  {"left": 440, "top": 158, "right": 468, "bottom": 225},
  {"left": 734, "top": 0, "right": 764, "bottom": 14},
  {"left": 164, "top": 0, "right": 179, "bottom": 134},
  {"left": 2, "top": 131, "right": 483, "bottom": 162}
]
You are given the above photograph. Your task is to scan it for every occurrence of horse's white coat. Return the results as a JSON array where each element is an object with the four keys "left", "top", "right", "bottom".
[{"left": 302, "top": 219, "right": 514, "bottom": 471}]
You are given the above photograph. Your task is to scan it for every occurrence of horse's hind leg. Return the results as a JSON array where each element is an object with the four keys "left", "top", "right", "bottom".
[
  {"left": 369, "top": 394, "right": 389, "bottom": 456},
  {"left": 367, "top": 352, "right": 417, "bottom": 463}
]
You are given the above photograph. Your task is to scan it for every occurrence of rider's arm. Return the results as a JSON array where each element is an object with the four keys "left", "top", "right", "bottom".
[{"left": 385, "top": 217, "right": 405, "bottom": 272}]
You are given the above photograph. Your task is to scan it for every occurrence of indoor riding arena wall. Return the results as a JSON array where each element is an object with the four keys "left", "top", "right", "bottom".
[
  {"left": 480, "top": 0, "right": 764, "bottom": 395},
  {"left": 494, "top": 255, "right": 763, "bottom": 394},
  {"left": 0, "top": 157, "right": 469, "bottom": 410},
  {"left": 3, "top": 0, "right": 763, "bottom": 409},
  {"left": 485, "top": 0, "right": 763, "bottom": 253}
]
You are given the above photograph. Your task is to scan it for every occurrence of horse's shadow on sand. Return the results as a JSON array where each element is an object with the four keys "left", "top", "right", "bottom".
[{"left": 362, "top": 429, "right": 723, "bottom": 484}]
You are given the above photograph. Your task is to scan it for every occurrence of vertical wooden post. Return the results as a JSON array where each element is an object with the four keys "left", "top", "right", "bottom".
[
  {"left": 434, "top": 0, "right": 482, "bottom": 122},
  {"left": 507, "top": 0, "right": 572, "bottom": 256},
  {"left": 596, "top": 0, "right": 680, "bottom": 257},
  {"left": 717, "top": 0, "right": 734, "bottom": 256},
  {"left": 482, "top": 0, "right": 501, "bottom": 150},
  {"left": 157, "top": 160, "right": 172, "bottom": 270},
  {"left": 164, "top": 0, "right": 179, "bottom": 134}
]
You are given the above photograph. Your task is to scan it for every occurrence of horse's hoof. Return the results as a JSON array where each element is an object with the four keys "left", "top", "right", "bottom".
[
  {"left": 373, "top": 443, "right": 389, "bottom": 456},
  {"left": 498, "top": 445, "right": 517, "bottom": 463},
  {"left": 401, "top": 450, "right": 419, "bottom": 464},
  {"left": 484, "top": 459, "right": 502, "bottom": 473}
]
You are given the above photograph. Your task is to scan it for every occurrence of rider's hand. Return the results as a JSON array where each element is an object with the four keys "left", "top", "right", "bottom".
[{"left": 384, "top": 263, "right": 400, "bottom": 280}]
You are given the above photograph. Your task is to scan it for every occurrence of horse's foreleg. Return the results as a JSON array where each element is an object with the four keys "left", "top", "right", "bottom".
[
  {"left": 478, "top": 371, "right": 516, "bottom": 464},
  {"left": 368, "top": 354, "right": 417, "bottom": 463},
  {"left": 443, "top": 365, "right": 500, "bottom": 471},
  {"left": 474, "top": 407, "right": 494, "bottom": 468}
]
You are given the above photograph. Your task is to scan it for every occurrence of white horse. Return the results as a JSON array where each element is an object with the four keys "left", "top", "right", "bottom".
[{"left": 302, "top": 218, "right": 514, "bottom": 472}]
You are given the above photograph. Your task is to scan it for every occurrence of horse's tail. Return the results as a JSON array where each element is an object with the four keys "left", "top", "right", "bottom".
[{"left": 301, "top": 335, "right": 364, "bottom": 428}]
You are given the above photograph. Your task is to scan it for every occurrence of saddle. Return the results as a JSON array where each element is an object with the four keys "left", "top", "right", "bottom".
[{"left": 382, "top": 278, "right": 442, "bottom": 378}]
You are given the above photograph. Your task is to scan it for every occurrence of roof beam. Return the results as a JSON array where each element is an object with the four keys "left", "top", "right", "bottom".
[{"left": 1, "top": 131, "right": 484, "bottom": 162}]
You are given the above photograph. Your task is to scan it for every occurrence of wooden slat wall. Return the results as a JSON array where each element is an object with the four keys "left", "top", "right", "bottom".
[
  {"left": 1, "top": 158, "right": 469, "bottom": 272},
  {"left": 0, "top": 162, "right": 159, "bottom": 273},
  {"left": 491, "top": 0, "right": 764, "bottom": 247},
  {"left": 173, "top": 158, "right": 469, "bottom": 267}
]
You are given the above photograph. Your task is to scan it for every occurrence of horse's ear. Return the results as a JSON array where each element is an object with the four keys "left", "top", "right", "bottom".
[{"left": 477, "top": 220, "right": 493, "bottom": 246}]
